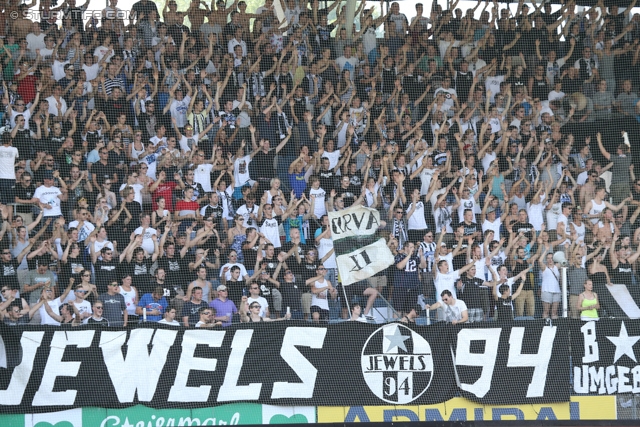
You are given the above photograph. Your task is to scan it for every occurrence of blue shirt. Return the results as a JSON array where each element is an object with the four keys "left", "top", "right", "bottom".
[{"left": 137, "top": 293, "right": 168, "bottom": 322}]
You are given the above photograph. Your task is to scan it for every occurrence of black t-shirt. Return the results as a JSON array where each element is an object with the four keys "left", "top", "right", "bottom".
[
  {"left": 250, "top": 150, "right": 277, "bottom": 182},
  {"left": 86, "top": 317, "right": 110, "bottom": 326},
  {"left": 458, "top": 221, "right": 481, "bottom": 238},
  {"left": 158, "top": 255, "right": 189, "bottom": 290},
  {"left": 181, "top": 299, "right": 209, "bottom": 326},
  {"left": 132, "top": 0, "right": 158, "bottom": 20},
  {"left": 129, "top": 258, "right": 154, "bottom": 290},
  {"left": 0, "top": 259, "right": 20, "bottom": 290},
  {"left": 14, "top": 183, "right": 36, "bottom": 213},
  {"left": 159, "top": 282, "right": 183, "bottom": 300},
  {"left": 512, "top": 221, "right": 534, "bottom": 241},
  {"left": 226, "top": 279, "right": 246, "bottom": 307},
  {"left": 319, "top": 169, "right": 336, "bottom": 192},
  {"left": 459, "top": 276, "right": 487, "bottom": 310},
  {"left": 201, "top": 204, "right": 224, "bottom": 230},
  {"left": 496, "top": 296, "right": 514, "bottom": 321},
  {"left": 93, "top": 259, "right": 120, "bottom": 294},
  {"left": 279, "top": 281, "right": 303, "bottom": 311},
  {"left": 91, "top": 160, "right": 117, "bottom": 186},
  {"left": 12, "top": 128, "right": 31, "bottom": 159},
  {"left": 26, "top": 253, "right": 53, "bottom": 271}
]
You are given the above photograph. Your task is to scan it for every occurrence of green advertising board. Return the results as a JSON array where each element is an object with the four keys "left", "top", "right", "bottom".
[{"left": 2, "top": 403, "right": 316, "bottom": 427}]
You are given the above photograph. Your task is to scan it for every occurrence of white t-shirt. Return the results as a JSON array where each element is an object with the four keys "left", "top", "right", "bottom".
[
  {"left": 170, "top": 96, "right": 192, "bottom": 128},
  {"left": 247, "top": 295, "right": 269, "bottom": 317},
  {"left": 494, "top": 276, "right": 516, "bottom": 297},
  {"left": 440, "top": 299, "right": 468, "bottom": 323},
  {"left": 219, "top": 263, "right": 249, "bottom": 281},
  {"left": 179, "top": 133, "right": 199, "bottom": 153},
  {"left": 119, "top": 182, "right": 144, "bottom": 206},
  {"left": 39, "top": 297, "right": 62, "bottom": 325},
  {"left": 407, "top": 201, "right": 428, "bottom": 230},
  {"left": 322, "top": 150, "right": 341, "bottom": 170},
  {"left": 10, "top": 109, "right": 31, "bottom": 129},
  {"left": 33, "top": 185, "right": 63, "bottom": 217},
  {"left": 94, "top": 45, "right": 114, "bottom": 63},
  {"left": 0, "top": 146, "right": 18, "bottom": 179},
  {"left": 193, "top": 163, "right": 214, "bottom": 192},
  {"left": 236, "top": 203, "right": 259, "bottom": 229},
  {"left": 317, "top": 237, "right": 336, "bottom": 268},
  {"left": 133, "top": 227, "right": 158, "bottom": 255},
  {"left": 68, "top": 220, "right": 96, "bottom": 242},
  {"left": 46, "top": 96, "right": 68, "bottom": 117},
  {"left": 309, "top": 187, "right": 327, "bottom": 219},
  {"left": 311, "top": 279, "right": 330, "bottom": 310},
  {"left": 52, "top": 60, "right": 70, "bottom": 81},
  {"left": 335, "top": 55, "right": 359, "bottom": 73},
  {"left": 83, "top": 63, "right": 100, "bottom": 82},
  {"left": 485, "top": 75, "right": 505, "bottom": 103},
  {"left": 26, "top": 33, "right": 46, "bottom": 52},
  {"left": 434, "top": 270, "right": 460, "bottom": 303},
  {"left": 234, "top": 155, "right": 252, "bottom": 186},
  {"left": 482, "top": 217, "right": 501, "bottom": 237}
]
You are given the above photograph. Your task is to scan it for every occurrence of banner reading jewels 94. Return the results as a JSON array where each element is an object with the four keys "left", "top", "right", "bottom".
[{"left": 0, "top": 322, "right": 569, "bottom": 413}]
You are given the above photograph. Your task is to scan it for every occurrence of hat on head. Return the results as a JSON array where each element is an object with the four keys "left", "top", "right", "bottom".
[
  {"left": 487, "top": 207, "right": 496, "bottom": 213},
  {"left": 43, "top": 170, "right": 54, "bottom": 179},
  {"left": 440, "top": 242, "right": 447, "bottom": 247},
  {"left": 217, "top": 284, "right": 227, "bottom": 291}
]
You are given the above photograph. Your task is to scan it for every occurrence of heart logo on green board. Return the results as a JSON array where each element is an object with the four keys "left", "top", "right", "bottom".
[
  {"left": 269, "top": 414, "right": 309, "bottom": 424},
  {"left": 34, "top": 422, "right": 75, "bottom": 427}
]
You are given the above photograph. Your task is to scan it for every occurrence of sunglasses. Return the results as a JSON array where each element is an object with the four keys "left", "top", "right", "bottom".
[{"left": 250, "top": 305, "right": 261, "bottom": 309}]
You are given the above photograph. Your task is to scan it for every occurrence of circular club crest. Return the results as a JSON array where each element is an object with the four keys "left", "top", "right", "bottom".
[{"left": 361, "top": 323, "right": 434, "bottom": 404}]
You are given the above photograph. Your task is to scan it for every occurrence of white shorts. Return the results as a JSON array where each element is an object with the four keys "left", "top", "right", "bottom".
[{"left": 541, "top": 291, "right": 561, "bottom": 304}]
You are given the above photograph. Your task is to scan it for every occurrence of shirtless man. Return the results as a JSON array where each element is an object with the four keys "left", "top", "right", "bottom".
[
  {"left": 208, "top": 0, "right": 238, "bottom": 33},
  {"left": 11, "top": 5, "right": 35, "bottom": 40},
  {"left": 187, "top": 0, "right": 209, "bottom": 30},
  {"left": 162, "top": 0, "right": 184, "bottom": 26}
]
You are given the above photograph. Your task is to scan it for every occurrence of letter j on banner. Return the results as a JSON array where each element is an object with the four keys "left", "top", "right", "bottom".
[{"left": 329, "top": 206, "right": 394, "bottom": 286}]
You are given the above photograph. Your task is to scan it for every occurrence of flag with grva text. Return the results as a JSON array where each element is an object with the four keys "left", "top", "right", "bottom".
[{"left": 329, "top": 205, "right": 394, "bottom": 286}]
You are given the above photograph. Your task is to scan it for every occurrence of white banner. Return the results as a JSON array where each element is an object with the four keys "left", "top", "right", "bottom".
[{"left": 329, "top": 206, "right": 394, "bottom": 286}]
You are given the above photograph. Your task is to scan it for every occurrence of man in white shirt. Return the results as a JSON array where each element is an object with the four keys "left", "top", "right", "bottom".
[
  {"left": 227, "top": 27, "right": 247, "bottom": 57},
  {"left": 481, "top": 203, "right": 505, "bottom": 237},
  {"left": 166, "top": 88, "right": 191, "bottom": 129},
  {"left": 0, "top": 134, "right": 19, "bottom": 204},
  {"left": 26, "top": 23, "right": 46, "bottom": 54},
  {"left": 132, "top": 213, "right": 158, "bottom": 255},
  {"left": 46, "top": 84, "right": 68, "bottom": 118},
  {"left": 246, "top": 282, "right": 269, "bottom": 318},
  {"left": 426, "top": 289, "right": 468, "bottom": 325},
  {"left": 433, "top": 257, "right": 474, "bottom": 304},
  {"left": 335, "top": 45, "right": 359, "bottom": 75},
  {"left": 68, "top": 207, "right": 96, "bottom": 242},
  {"left": 32, "top": 170, "right": 67, "bottom": 219},
  {"left": 433, "top": 77, "right": 457, "bottom": 110}
]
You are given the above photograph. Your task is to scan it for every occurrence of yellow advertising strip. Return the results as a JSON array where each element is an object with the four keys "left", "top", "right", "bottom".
[{"left": 317, "top": 396, "right": 616, "bottom": 422}]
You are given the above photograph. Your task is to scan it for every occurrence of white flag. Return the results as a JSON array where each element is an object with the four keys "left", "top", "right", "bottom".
[{"left": 329, "top": 206, "right": 394, "bottom": 286}]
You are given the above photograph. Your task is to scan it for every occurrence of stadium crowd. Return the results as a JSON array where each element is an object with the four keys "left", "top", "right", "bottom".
[{"left": 1, "top": 0, "right": 640, "bottom": 327}]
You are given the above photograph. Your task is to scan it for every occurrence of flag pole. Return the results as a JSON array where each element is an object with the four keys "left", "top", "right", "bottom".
[{"left": 341, "top": 283, "right": 351, "bottom": 318}]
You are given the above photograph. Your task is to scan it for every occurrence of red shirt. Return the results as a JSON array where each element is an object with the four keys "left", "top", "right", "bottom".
[
  {"left": 152, "top": 181, "right": 177, "bottom": 212},
  {"left": 174, "top": 200, "right": 200, "bottom": 215},
  {"left": 17, "top": 75, "right": 37, "bottom": 104}
]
